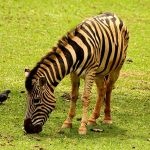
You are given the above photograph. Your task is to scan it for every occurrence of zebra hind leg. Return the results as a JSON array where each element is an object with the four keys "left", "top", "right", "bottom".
[
  {"left": 62, "top": 73, "right": 80, "bottom": 129},
  {"left": 103, "top": 75, "right": 113, "bottom": 124},
  {"left": 103, "top": 70, "right": 120, "bottom": 124}
]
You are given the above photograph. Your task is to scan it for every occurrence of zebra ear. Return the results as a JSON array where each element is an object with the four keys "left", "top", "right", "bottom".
[
  {"left": 25, "top": 68, "right": 30, "bottom": 77},
  {"left": 39, "top": 77, "right": 47, "bottom": 87}
]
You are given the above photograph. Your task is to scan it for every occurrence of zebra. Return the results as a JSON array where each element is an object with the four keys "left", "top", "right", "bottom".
[{"left": 24, "top": 12, "right": 129, "bottom": 135}]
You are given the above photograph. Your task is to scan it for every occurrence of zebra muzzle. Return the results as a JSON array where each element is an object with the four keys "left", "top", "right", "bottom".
[{"left": 24, "top": 118, "right": 42, "bottom": 133}]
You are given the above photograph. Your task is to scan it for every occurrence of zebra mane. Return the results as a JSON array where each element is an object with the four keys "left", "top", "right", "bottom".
[
  {"left": 25, "top": 26, "right": 80, "bottom": 92},
  {"left": 57, "top": 26, "right": 79, "bottom": 48}
]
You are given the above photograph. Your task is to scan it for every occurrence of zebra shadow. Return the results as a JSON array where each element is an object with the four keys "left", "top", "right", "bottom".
[{"left": 36, "top": 123, "right": 127, "bottom": 140}]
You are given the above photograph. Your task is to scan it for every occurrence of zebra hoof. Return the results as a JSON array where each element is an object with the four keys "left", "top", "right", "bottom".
[
  {"left": 78, "top": 127, "right": 87, "bottom": 135},
  {"left": 61, "top": 121, "right": 72, "bottom": 128},
  {"left": 87, "top": 119, "right": 97, "bottom": 126},
  {"left": 102, "top": 119, "right": 112, "bottom": 124}
]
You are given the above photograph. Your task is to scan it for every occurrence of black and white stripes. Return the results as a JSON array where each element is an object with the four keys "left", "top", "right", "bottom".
[{"left": 24, "top": 12, "right": 129, "bottom": 134}]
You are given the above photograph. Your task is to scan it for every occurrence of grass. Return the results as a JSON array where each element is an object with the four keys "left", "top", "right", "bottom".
[{"left": 0, "top": 0, "right": 150, "bottom": 149}]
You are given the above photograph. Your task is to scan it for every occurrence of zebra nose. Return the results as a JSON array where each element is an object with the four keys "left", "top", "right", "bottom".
[{"left": 24, "top": 118, "right": 42, "bottom": 133}]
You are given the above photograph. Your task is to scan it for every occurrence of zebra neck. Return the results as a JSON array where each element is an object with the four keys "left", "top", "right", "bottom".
[
  {"left": 38, "top": 50, "right": 73, "bottom": 88},
  {"left": 36, "top": 32, "right": 83, "bottom": 88}
]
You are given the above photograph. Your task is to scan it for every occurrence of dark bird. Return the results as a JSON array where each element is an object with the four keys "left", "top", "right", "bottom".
[{"left": 0, "top": 90, "right": 11, "bottom": 103}]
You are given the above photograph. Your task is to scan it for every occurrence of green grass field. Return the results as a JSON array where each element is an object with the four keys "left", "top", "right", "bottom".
[{"left": 0, "top": 0, "right": 150, "bottom": 149}]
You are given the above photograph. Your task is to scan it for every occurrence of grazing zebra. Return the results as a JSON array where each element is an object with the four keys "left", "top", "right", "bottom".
[{"left": 24, "top": 12, "right": 129, "bottom": 135}]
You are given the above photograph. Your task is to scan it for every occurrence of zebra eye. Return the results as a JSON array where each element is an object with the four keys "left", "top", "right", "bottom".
[{"left": 33, "top": 98, "right": 40, "bottom": 104}]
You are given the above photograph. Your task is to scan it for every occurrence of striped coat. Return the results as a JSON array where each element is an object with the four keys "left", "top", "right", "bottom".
[{"left": 24, "top": 12, "right": 129, "bottom": 134}]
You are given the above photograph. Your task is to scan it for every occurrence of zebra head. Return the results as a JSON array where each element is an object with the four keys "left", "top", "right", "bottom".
[{"left": 24, "top": 69, "right": 55, "bottom": 133}]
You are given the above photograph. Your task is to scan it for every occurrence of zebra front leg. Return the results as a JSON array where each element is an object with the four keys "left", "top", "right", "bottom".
[
  {"left": 88, "top": 75, "right": 106, "bottom": 126},
  {"left": 78, "top": 72, "right": 95, "bottom": 135},
  {"left": 62, "top": 73, "right": 80, "bottom": 129}
]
